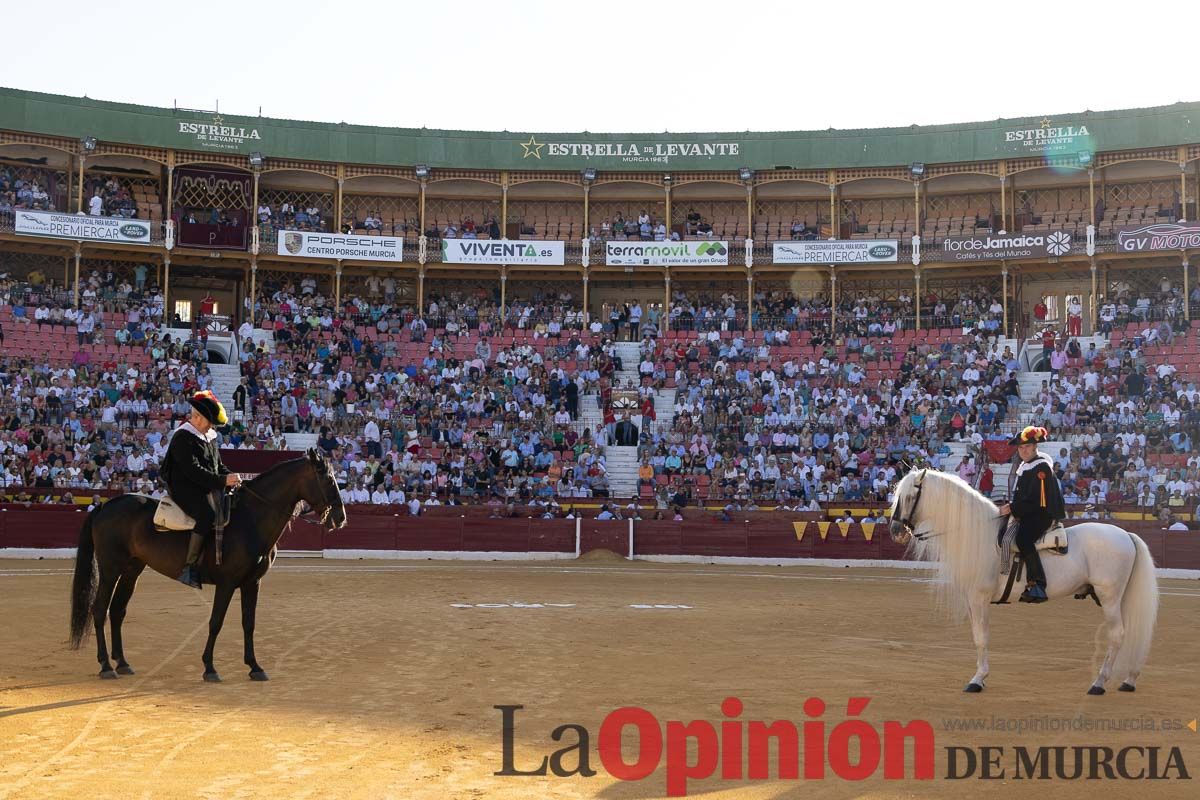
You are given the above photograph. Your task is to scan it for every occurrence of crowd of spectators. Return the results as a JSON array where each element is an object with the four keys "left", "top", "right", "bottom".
[
  {"left": 257, "top": 201, "right": 330, "bottom": 234},
  {"left": 0, "top": 272, "right": 224, "bottom": 498},
  {"left": 424, "top": 214, "right": 501, "bottom": 241},
  {"left": 0, "top": 261, "right": 1197, "bottom": 528},
  {"left": 84, "top": 175, "right": 140, "bottom": 218},
  {"left": 591, "top": 211, "right": 680, "bottom": 243},
  {"left": 0, "top": 165, "right": 57, "bottom": 218}
]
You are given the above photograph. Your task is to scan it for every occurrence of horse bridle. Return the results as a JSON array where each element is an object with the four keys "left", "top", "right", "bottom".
[
  {"left": 897, "top": 468, "right": 934, "bottom": 540},
  {"left": 239, "top": 459, "right": 341, "bottom": 529},
  {"left": 306, "top": 460, "right": 340, "bottom": 528}
]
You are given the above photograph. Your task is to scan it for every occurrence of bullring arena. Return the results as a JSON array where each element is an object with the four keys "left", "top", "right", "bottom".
[
  {"left": 2, "top": 523, "right": 1200, "bottom": 798},
  {"left": 6, "top": 24, "right": 1200, "bottom": 795}
]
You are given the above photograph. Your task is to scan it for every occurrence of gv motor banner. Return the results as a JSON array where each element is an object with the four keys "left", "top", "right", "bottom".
[
  {"left": 441, "top": 239, "right": 564, "bottom": 265},
  {"left": 278, "top": 231, "right": 404, "bottom": 262},
  {"left": 15, "top": 210, "right": 152, "bottom": 244},
  {"left": 773, "top": 240, "right": 899, "bottom": 264},
  {"left": 606, "top": 240, "right": 729, "bottom": 266},
  {"left": 941, "top": 230, "right": 1072, "bottom": 262},
  {"left": 1115, "top": 223, "right": 1200, "bottom": 252}
]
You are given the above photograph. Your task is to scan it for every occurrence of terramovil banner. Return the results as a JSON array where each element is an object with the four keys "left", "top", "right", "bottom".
[
  {"left": 606, "top": 240, "right": 729, "bottom": 266},
  {"left": 941, "top": 230, "right": 1072, "bottom": 262},
  {"left": 278, "top": 230, "right": 403, "bottom": 262},
  {"left": 15, "top": 210, "right": 152, "bottom": 244},
  {"left": 1115, "top": 223, "right": 1200, "bottom": 252},
  {"left": 773, "top": 240, "right": 898, "bottom": 264},
  {"left": 442, "top": 239, "right": 564, "bottom": 265}
]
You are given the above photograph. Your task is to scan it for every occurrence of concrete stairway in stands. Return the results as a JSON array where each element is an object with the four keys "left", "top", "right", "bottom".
[
  {"left": 207, "top": 362, "right": 242, "bottom": 416},
  {"left": 283, "top": 432, "right": 319, "bottom": 451},
  {"left": 604, "top": 445, "right": 641, "bottom": 498},
  {"left": 571, "top": 340, "right": 674, "bottom": 496}
]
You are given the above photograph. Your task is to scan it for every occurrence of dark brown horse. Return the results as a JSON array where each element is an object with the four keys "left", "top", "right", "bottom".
[{"left": 69, "top": 448, "right": 347, "bottom": 682}]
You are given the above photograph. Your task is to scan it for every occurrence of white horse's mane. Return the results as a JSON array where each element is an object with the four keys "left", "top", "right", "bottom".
[{"left": 894, "top": 468, "right": 1001, "bottom": 619}]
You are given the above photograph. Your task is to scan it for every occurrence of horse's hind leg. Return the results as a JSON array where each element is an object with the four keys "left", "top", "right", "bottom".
[
  {"left": 1088, "top": 593, "right": 1126, "bottom": 695},
  {"left": 92, "top": 570, "right": 120, "bottom": 679},
  {"left": 110, "top": 563, "right": 146, "bottom": 675}
]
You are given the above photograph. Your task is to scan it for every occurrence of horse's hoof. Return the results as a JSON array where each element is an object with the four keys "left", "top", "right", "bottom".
[
  {"left": 963, "top": 682, "right": 984, "bottom": 693},
  {"left": 249, "top": 670, "right": 270, "bottom": 682},
  {"left": 1087, "top": 685, "right": 1105, "bottom": 695},
  {"left": 99, "top": 669, "right": 118, "bottom": 680},
  {"left": 203, "top": 671, "right": 222, "bottom": 683},
  {"left": 1118, "top": 682, "right": 1136, "bottom": 692},
  {"left": 116, "top": 664, "right": 135, "bottom": 676}
]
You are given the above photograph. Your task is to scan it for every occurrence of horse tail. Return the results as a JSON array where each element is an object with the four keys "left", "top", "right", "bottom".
[
  {"left": 1112, "top": 533, "right": 1159, "bottom": 681},
  {"left": 69, "top": 508, "right": 99, "bottom": 650}
]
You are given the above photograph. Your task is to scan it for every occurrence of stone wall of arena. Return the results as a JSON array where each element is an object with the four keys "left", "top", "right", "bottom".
[{"left": 2, "top": 505, "right": 1198, "bottom": 571}]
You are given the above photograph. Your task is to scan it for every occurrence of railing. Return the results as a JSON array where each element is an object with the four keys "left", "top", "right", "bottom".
[{"left": 0, "top": 213, "right": 1183, "bottom": 269}]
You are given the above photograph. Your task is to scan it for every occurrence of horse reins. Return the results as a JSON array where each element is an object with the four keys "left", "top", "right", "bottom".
[
  {"left": 238, "top": 460, "right": 339, "bottom": 529},
  {"left": 898, "top": 469, "right": 1003, "bottom": 542}
]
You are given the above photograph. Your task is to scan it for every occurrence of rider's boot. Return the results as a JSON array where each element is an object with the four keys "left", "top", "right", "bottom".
[{"left": 176, "top": 532, "right": 204, "bottom": 589}]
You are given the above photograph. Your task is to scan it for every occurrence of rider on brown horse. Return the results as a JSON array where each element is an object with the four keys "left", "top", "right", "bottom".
[{"left": 161, "top": 390, "right": 242, "bottom": 588}]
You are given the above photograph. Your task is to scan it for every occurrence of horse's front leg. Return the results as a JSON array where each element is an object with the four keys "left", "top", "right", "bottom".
[
  {"left": 241, "top": 580, "right": 268, "bottom": 681},
  {"left": 964, "top": 593, "right": 991, "bottom": 692},
  {"left": 202, "top": 584, "right": 236, "bottom": 682}
]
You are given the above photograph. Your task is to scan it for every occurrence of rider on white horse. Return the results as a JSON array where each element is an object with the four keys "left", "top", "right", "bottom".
[{"left": 997, "top": 425, "right": 1064, "bottom": 604}]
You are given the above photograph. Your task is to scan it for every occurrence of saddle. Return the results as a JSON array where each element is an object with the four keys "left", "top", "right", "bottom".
[
  {"left": 993, "top": 518, "right": 1069, "bottom": 605},
  {"left": 148, "top": 495, "right": 196, "bottom": 531},
  {"left": 137, "top": 492, "right": 234, "bottom": 567},
  {"left": 996, "top": 517, "right": 1068, "bottom": 559}
]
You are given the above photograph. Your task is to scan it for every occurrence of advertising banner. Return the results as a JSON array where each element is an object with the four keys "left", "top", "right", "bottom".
[
  {"left": 15, "top": 210, "right": 152, "bottom": 244},
  {"left": 772, "top": 240, "right": 898, "bottom": 264},
  {"left": 1002, "top": 119, "right": 1093, "bottom": 156},
  {"left": 441, "top": 239, "right": 564, "bottom": 265},
  {"left": 278, "top": 231, "right": 404, "bottom": 262},
  {"left": 1115, "top": 223, "right": 1200, "bottom": 252},
  {"left": 606, "top": 240, "right": 729, "bottom": 266},
  {"left": 941, "top": 230, "right": 1072, "bottom": 261}
]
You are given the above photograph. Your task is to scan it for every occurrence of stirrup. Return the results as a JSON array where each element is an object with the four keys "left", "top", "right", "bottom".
[
  {"left": 1019, "top": 584, "right": 1047, "bottom": 603},
  {"left": 176, "top": 566, "right": 201, "bottom": 589}
]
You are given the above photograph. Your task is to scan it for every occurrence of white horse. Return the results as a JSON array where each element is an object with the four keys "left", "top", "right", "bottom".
[{"left": 889, "top": 468, "right": 1158, "bottom": 695}]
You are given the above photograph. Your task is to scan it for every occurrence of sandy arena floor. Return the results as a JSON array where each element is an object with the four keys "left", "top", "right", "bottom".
[{"left": 0, "top": 555, "right": 1197, "bottom": 799}]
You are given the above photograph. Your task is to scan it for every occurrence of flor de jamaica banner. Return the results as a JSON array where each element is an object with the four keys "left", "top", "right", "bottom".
[
  {"left": 941, "top": 230, "right": 1073, "bottom": 261},
  {"left": 606, "top": 240, "right": 729, "bottom": 266},
  {"left": 441, "top": 239, "right": 565, "bottom": 265}
]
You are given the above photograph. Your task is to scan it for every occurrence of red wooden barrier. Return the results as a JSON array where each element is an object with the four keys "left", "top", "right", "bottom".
[{"left": 3, "top": 507, "right": 1198, "bottom": 570}]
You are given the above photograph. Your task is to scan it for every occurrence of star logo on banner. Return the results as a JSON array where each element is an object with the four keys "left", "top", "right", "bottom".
[
  {"left": 212, "top": 113, "right": 225, "bottom": 127},
  {"left": 520, "top": 136, "right": 544, "bottom": 159},
  {"left": 1040, "top": 118, "right": 1051, "bottom": 129}
]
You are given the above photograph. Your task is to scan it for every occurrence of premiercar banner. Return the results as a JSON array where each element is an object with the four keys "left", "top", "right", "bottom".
[
  {"left": 441, "top": 239, "right": 564, "bottom": 265},
  {"left": 278, "top": 230, "right": 404, "bottom": 262},
  {"left": 15, "top": 210, "right": 152, "bottom": 244},
  {"left": 606, "top": 240, "right": 729, "bottom": 266},
  {"left": 773, "top": 240, "right": 899, "bottom": 264}
]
